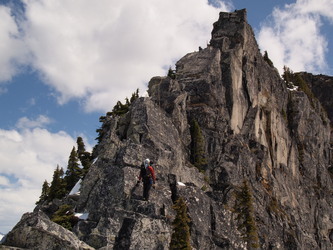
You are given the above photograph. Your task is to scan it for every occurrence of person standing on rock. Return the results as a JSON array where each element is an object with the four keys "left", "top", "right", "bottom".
[{"left": 137, "top": 158, "right": 156, "bottom": 201}]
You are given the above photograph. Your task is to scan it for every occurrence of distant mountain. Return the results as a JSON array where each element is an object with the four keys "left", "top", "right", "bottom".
[{"left": 2, "top": 9, "right": 333, "bottom": 250}]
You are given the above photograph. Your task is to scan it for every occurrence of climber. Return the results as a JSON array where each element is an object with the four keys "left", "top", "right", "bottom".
[{"left": 137, "top": 158, "right": 156, "bottom": 201}]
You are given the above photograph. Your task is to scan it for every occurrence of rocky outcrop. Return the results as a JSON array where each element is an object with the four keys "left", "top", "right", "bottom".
[
  {"left": 298, "top": 72, "right": 333, "bottom": 125},
  {"left": 2, "top": 9, "right": 333, "bottom": 250},
  {"left": 2, "top": 211, "right": 93, "bottom": 250}
]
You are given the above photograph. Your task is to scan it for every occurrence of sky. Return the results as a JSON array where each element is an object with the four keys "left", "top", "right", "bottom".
[{"left": 0, "top": 0, "right": 332, "bottom": 234}]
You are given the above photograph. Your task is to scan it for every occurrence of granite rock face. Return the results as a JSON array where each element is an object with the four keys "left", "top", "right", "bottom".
[
  {"left": 3, "top": 9, "right": 333, "bottom": 250},
  {"left": 2, "top": 211, "right": 93, "bottom": 250}
]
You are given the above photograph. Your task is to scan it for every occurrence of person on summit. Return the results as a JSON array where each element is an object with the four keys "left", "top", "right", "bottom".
[{"left": 137, "top": 158, "right": 156, "bottom": 201}]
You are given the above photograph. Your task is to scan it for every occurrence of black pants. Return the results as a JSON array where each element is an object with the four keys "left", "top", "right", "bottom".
[{"left": 143, "top": 179, "right": 152, "bottom": 201}]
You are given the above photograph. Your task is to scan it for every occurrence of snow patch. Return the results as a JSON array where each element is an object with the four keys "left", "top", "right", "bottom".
[
  {"left": 286, "top": 82, "right": 298, "bottom": 91},
  {"left": 0, "top": 233, "right": 4, "bottom": 243},
  {"left": 177, "top": 182, "right": 186, "bottom": 186},
  {"left": 75, "top": 213, "right": 89, "bottom": 220},
  {"left": 69, "top": 179, "right": 82, "bottom": 195},
  {"left": 93, "top": 157, "right": 98, "bottom": 164}
]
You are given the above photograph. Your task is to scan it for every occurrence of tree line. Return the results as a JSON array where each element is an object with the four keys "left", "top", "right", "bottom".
[{"left": 36, "top": 137, "right": 92, "bottom": 204}]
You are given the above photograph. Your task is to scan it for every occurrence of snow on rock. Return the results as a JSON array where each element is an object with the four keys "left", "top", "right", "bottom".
[
  {"left": 92, "top": 157, "right": 98, "bottom": 164},
  {"left": 75, "top": 213, "right": 89, "bottom": 220},
  {"left": 0, "top": 233, "right": 5, "bottom": 243},
  {"left": 69, "top": 179, "right": 82, "bottom": 195},
  {"left": 177, "top": 182, "right": 186, "bottom": 186}
]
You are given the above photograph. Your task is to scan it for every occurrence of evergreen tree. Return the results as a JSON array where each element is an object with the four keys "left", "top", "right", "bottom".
[
  {"left": 263, "top": 51, "right": 274, "bottom": 67},
  {"left": 170, "top": 197, "right": 191, "bottom": 250},
  {"left": 48, "top": 165, "right": 67, "bottom": 200},
  {"left": 64, "top": 146, "right": 81, "bottom": 191},
  {"left": 282, "top": 66, "right": 292, "bottom": 83},
  {"left": 76, "top": 137, "right": 86, "bottom": 156},
  {"left": 76, "top": 137, "right": 91, "bottom": 177},
  {"left": 190, "top": 119, "right": 208, "bottom": 171},
  {"left": 168, "top": 67, "right": 176, "bottom": 79},
  {"left": 130, "top": 88, "right": 139, "bottom": 103},
  {"left": 36, "top": 180, "right": 50, "bottom": 205},
  {"left": 112, "top": 100, "right": 129, "bottom": 116},
  {"left": 233, "top": 180, "right": 259, "bottom": 248},
  {"left": 95, "top": 89, "right": 140, "bottom": 145}
]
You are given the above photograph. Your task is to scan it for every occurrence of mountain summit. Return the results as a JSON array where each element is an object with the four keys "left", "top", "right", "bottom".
[{"left": 2, "top": 9, "right": 333, "bottom": 249}]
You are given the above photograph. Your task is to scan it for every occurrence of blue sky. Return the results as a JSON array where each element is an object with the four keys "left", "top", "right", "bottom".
[{"left": 0, "top": 0, "right": 332, "bottom": 234}]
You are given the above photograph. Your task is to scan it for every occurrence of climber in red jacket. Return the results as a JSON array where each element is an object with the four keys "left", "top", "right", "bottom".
[{"left": 137, "top": 158, "right": 156, "bottom": 201}]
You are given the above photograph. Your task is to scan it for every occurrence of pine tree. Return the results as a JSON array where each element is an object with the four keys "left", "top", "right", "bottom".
[
  {"left": 168, "top": 67, "right": 176, "bottom": 79},
  {"left": 130, "top": 88, "right": 139, "bottom": 103},
  {"left": 76, "top": 137, "right": 91, "bottom": 177},
  {"left": 263, "top": 51, "right": 274, "bottom": 67},
  {"left": 76, "top": 137, "right": 86, "bottom": 156},
  {"left": 190, "top": 119, "right": 208, "bottom": 172},
  {"left": 36, "top": 180, "right": 50, "bottom": 205},
  {"left": 233, "top": 180, "right": 259, "bottom": 248},
  {"left": 48, "top": 165, "right": 67, "bottom": 201},
  {"left": 64, "top": 146, "right": 81, "bottom": 191},
  {"left": 170, "top": 197, "right": 191, "bottom": 250}
]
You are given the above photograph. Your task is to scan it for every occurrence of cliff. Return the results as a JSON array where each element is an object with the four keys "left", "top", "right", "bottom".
[{"left": 2, "top": 9, "right": 333, "bottom": 250}]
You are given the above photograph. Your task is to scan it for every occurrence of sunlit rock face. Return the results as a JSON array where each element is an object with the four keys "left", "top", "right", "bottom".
[{"left": 3, "top": 9, "right": 333, "bottom": 250}]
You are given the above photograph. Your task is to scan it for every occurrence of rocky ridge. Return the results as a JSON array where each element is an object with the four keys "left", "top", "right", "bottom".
[{"left": 2, "top": 9, "right": 333, "bottom": 250}]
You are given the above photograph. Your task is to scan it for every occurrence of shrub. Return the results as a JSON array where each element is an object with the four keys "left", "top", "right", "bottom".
[{"left": 51, "top": 204, "right": 78, "bottom": 230}]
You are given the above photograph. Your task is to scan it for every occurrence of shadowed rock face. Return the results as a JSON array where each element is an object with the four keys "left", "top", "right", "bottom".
[{"left": 3, "top": 9, "right": 333, "bottom": 250}]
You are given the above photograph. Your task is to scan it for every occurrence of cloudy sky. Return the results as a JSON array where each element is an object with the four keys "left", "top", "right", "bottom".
[{"left": 0, "top": 0, "right": 332, "bottom": 234}]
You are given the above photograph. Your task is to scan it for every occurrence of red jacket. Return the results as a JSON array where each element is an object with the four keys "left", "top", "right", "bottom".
[
  {"left": 138, "top": 165, "right": 156, "bottom": 183},
  {"left": 147, "top": 166, "right": 156, "bottom": 183}
]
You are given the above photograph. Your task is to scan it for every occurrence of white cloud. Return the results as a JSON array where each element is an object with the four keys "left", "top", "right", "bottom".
[
  {"left": 0, "top": 5, "right": 28, "bottom": 82},
  {"left": 0, "top": 117, "right": 78, "bottom": 233},
  {"left": 0, "top": 0, "right": 230, "bottom": 112},
  {"left": 258, "top": 0, "right": 333, "bottom": 74},
  {"left": 0, "top": 175, "right": 10, "bottom": 187},
  {"left": 16, "top": 115, "right": 51, "bottom": 129}
]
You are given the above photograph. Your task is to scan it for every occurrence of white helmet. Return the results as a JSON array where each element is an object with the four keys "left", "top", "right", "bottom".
[{"left": 144, "top": 158, "right": 150, "bottom": 167}]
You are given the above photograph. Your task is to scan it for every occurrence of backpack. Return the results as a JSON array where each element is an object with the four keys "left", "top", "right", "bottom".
[{"left": 140, "top": 165, "right": 152, "bottom": 183}]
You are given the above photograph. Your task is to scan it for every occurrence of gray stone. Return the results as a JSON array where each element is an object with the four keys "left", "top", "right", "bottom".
[
  {"left": 3, "top": 8, "right": 333, "bottom": 250},
  {"left": 3, "top": 211, "right": 93, "bottom": 250}
]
